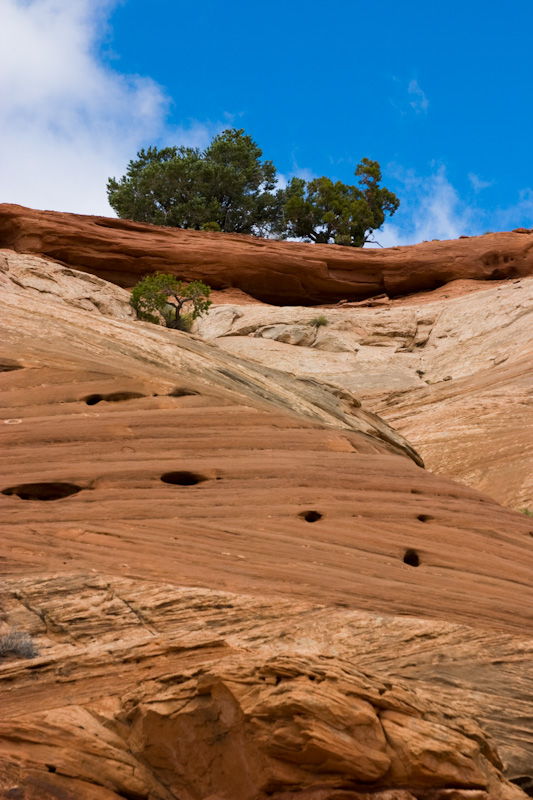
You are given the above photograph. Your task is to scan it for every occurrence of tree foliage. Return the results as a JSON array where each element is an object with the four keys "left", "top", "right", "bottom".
[
  {"left": 108, "top": 129, "right": 284, "bottom": 235},
  {"left": 130, "top": 274, "right": 211, "bottom": 330},
  {"left": 108, "top": 130, "right": 399, "bottom": 247},
  {"left": 283, "top": 159, "right": 400, "bottom": 246}
]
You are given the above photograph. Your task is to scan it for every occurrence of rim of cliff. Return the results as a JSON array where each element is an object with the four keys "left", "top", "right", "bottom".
[{"left": 0, "top": 203, "right": 532, "bottom": 305}]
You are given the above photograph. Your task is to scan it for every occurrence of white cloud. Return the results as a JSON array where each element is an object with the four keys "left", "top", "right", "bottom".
[
  {"left": 368, "top": 165, "right": 472, "bottom": 247},
  {"left": 468, "top": 172, "right": 494, "bottom": 193},
  {"left": 368, "top": 166, "right": 532, "bottom": 247},
  {"left": 0, "top": 0, "right": 216, "bottom": 216},
  {"left": 161, "top": 119, "right": 226, "bottom": 152},
  {"left": 408, "top": 79, "right": 429, "bottom": 113}
]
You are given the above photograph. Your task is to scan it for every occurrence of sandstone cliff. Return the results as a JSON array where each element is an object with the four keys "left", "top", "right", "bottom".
[
  {"left": 0, "top": 203, "right": 532, "bottom": 304},
  {"left": 194, "top": 276, "right": 533, "bottom": 510},
  {"left": 0, "top": 223, "right": 532, "bottom": 798}
]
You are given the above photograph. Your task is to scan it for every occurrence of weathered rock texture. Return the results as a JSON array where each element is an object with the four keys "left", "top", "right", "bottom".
[
  {"left": 194, "top": 276, "right": 533, "bottom": 510},
  {"left": 1, "top": 203, "right": 533, "bottom": 304},
  {"left": 1, "top": 573, "right": 531, "bottom": 800},
  {"left": 2, "top": 251, "right": 533, "bottom": 630},
  {"left": 1, "top": 251, "right": 533, "bottom": 798}
]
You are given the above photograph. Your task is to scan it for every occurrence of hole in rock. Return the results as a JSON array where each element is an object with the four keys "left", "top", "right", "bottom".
[
  {"left": 168, "top": 387, "right": 199, "bottom": 397},
  {"left": 299, "top": 510, "right": 322, "bottom": 523},
  {"left": 84, "top": 392, "right": 145, "bottom": 405},
  {"left": 417, "top": 514, "right": 434, "bottom": 523},
  {"left": 117, "top": 793, "right": 149, "bottom": 800},
  {"left": 84, "top": 394, "right": 103, "bottom": 405},
  {"left": 411, "top": 489, "right": 423, "bottom": 495},
  {"left": 510, "top": 777, "right": 533, "bottom": 798},
  {"left": 2, "top": 483, "right": 83, "bottom": 501},
  {"left": 403, "top": 549, "right": 420, "bottom": 567},
  {"left": 105, "top": 392, "right": 145, "bottom": 402},
  {"left": 0, "top": 361, "right": 23, "bottom": 372},
  {"left": 161, "top": 471, "right": 208, "bottom": 486},
  {"left": 46, "top": 766, "right": 56, "bottom": 774}
]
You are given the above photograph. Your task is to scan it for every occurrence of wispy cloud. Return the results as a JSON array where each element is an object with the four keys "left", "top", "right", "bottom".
[
  {"left": 468, "top": 172, "right": 494, "bottom": 193},
  {"left": 368, "top": 165, "right": 532, "bottom": 247},
  {"left": 408, "top": 79, "right": 429, "bottom": 114},
  {"left": 0, "top": 0, "right": 218, "bottom": 216},
  {"left": 389, "top": 76, "right": 429, "bottom": 116},
  {"left": 372, "top": 165, "right": 470, "bottom": 247}
]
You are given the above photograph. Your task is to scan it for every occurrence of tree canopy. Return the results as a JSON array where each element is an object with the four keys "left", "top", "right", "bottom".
[
  {"left": 130, "top": 274, "right": 211, "bottom": 330},
  {"left": 283, "top": 160, "right": 400, "bottom": 247},
  {"left": 107, "top": 130, "right": 399, "bottom": 247},
  {"left": 107, "top": 129, "right": 284, "bottom": 235}
]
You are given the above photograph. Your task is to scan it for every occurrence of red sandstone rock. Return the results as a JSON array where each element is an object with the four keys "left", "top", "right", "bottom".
[
  {"left": 1, "top": 252, "right": 532, "bottom": 798},
  {"left": 0, "top": 574, "right": 531, "bottom": 800},
  {"left": 194, "top": 276, "right": 533, "bottom": 510},
  {"left": 1, "top": 204, "right": 532, "bottom": 304}
]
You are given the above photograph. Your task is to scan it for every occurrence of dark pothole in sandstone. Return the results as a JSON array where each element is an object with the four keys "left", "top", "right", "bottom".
[
  {"left": 167, "top": 387, "right": 199, "bottom": 397},
  {"left": 84, "top": 392, "right": 147, "bottom": 405},
  {"left": 161, "top": 471, "right": 209, "bottom": 486},
  {"left": 299, "top": 510, "right": 323, "bottom": 523},
  {"left": 403, "top": 549, "right": 420, "bottom": 567},
  {"left": 2, "top": 482, "right": 84, "bottom": 501},
  {"left": 0, "top": 359, "right": 25, "bottom": 372},
  {"left": 510, "top": 776, "right": 533, "bottom": 798}
]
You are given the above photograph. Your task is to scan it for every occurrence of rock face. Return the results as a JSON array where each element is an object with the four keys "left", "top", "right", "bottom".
[
  {"left": 1, "top": 250, "right": 533, "bottom": 798},
  {"left": 1, "top": 573, "right": 531, "bottom": 800},
  {"left": 194, "top": 276, "right": 533, "bottom": 510},
  {"left": 2, "top": 251, "right": 533, "bottom": 631},
  {"left": 1, "top": 203, "right": 533, "bottom": 304}
]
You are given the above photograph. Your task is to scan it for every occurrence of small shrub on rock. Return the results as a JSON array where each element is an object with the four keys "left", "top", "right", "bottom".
[
  {"left": 0, "top": 629, "right": 38, "bottom": 663},
  {"left": 309, "top": 315, "right": 328, "bottom": 328}
]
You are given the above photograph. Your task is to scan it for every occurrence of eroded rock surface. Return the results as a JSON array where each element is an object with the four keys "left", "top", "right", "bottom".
[
  {"left": 1, "top": 252, "right": 532, "bottom": 798},
  {"left": 194, "top": 277, "right": 533, "bottom": 509},
  {"left": 2, "top": 253, "right": 533, "bottom": 631},
  {"left": 0, "top": 574, "right": 531, "bottom": 800},
  {"left": 1, "top": 203, "right": 532, "bottom": 304}
]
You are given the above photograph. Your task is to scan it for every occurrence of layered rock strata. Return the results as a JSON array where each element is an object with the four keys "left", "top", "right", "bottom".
[
  {"left": 1, "top": 251, "right": 532, "bottom": 798},
  {"left": 1, "top": 203, "right": 532, "bottom": 304},
  {"left": 1, "top": 573, "right": 531, "bottom": 800},
  {"left": 194, "top": 276, "right": 533, "bottom": 509}
]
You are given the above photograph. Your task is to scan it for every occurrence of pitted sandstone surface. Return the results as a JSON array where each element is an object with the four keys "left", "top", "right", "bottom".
[{"left": 0, "top": 241, "right": 532, "bottom": 798}]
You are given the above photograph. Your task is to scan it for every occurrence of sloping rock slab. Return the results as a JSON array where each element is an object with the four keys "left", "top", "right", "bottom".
[
  {"left": 193, "top": 276, "right": 533, "bottom": 509},
  {"left": 1, "top": 253, "right": 533, "bottom": 798},
  {"left": 1, "top": 253, "right": 533, "bottom": 634}
]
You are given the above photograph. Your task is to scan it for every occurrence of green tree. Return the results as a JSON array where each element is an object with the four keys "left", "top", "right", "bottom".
[
  {"left": 283, "top": 159, "right": 399, "bottom": 247},
  {"left": 202, "top": 128, "right": 283, "bottom": 234},
  {"left": 107, "top": 146, "right": 218, "bottom": 228},
  {"left": 130, "top": 274, "right": 212, "bottom": 331},
  {"left": 107, "top": 129, "right": 284, "bottom": 235}
]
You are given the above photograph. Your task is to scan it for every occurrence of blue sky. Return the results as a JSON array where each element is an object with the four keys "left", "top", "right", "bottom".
[{"left": 1, "top": 0, "right": 532, "bottom": 244}]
